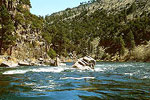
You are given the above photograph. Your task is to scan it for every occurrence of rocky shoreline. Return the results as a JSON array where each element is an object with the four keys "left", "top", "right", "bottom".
[
  {"left": 0, "top": 55, "right": 66, "bottom": 67},
  {"left": 1, "top": 53, "right": 149, "bottom": 68}
]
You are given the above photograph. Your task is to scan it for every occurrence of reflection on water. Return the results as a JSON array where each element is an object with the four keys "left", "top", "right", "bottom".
[{"left": 0, "top": 62, "right": 150, "bottom": 100}]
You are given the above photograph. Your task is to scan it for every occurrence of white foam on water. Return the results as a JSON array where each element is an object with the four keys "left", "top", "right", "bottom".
[
  {"left": 24, "top": 82, "right": 36, "bottom": 86},
  {"left": 121, "top": 64, "right": 133, "bottom": 68},
  {"left": 2, "top": 67, "right": 68, "bottom": 75},
  {"left": 61, "top": 77, "right": 95, "bottom": 80},
  {"left": 142, "top": 75, "right": 150, "bottom": 79},
  {"left": 124, "top": 73, "right": 134, "bottom": 76},
  {"left": 36, "top": 85, "right": 54, "bottom": 89},
  {"left": 31, "top": 67, "right": 65, "bottom": 73},
  {"left": 3, "top": 70, "right": 28, "bottom": 75},
  {"left": 95, "top": 64, "right": 106, "bottom": 67},
  {"left": 94, "top": 67, "right": 107, "bottom": 72},
  {"left": 33, "top": 80, "right": 58, "bottom": 92},
  {"left": 96, "top": 63, "right": 135, "bottom": 68},
  {"left": 32, "top": 89, "right": 44, "bottom": 92}
]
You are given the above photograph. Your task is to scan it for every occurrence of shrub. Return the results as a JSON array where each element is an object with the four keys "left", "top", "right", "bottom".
[{"left": 131, "top": 41, "right": 150, "bottom": 61}]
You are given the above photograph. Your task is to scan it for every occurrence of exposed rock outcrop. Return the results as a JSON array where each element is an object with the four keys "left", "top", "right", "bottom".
[
  {"left": 0, "top": 0, "right": 49, "bottom": 61},
  {"left": 18, "top": 60, "right": 30, "bottom": 66},
  {"left": 72, "top": 56, "right": 96, "bottom": 70},
  {"left": 0, "top": 56, "right": 19, "bottom": 67},
  {"left": 0, "top": 61, "right": 18, "bottom": 67}
]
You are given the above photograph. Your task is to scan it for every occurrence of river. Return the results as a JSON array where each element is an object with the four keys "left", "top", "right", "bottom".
[{"left": 0, "top": 62, "right": 150, "bottom": 100}]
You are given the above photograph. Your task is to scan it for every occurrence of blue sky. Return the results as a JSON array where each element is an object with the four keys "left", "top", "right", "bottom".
[{"left": 30, "top": 0, "right": 89, "bottom": 16}]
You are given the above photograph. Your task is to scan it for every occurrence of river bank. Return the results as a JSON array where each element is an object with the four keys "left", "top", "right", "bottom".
[
  {"left": 0, "top": 55, "right": 148, "bottom": 68},
  {"left": 1, "top": 41, "right": 150, "bottom": 68},
  {"left": 0, "top": 55, "right": 54, "bottom": 67},
  {"left": 0, "top": 54, "right": 76, "bottom": 67}
]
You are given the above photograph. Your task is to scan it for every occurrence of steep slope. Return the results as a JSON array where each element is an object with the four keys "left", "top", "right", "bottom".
[
  {"left": 0, "top": 0, "right": 48, "bottom": 61},
  {"left": 44, "top": 0, "right": 150, "bottom": 61},
  {"left": 1, "top": 0, "right": 150, "bottom": 62},
  {"left": 48, "top": 0, "right": 150, "bottom": 22}
]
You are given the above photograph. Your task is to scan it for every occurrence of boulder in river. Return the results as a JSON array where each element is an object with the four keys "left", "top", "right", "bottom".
[{"left": 72, "top": 56, "right": 96, "bottom": 70}]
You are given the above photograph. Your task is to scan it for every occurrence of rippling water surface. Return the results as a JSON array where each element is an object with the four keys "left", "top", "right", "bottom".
[{"left": 0, "top": 62, "right": 150, "bottom": 100}]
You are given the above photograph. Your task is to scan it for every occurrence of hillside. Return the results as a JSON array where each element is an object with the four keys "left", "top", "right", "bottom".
[
  {"left": 0, "top": 0, "right": 50, "bottom": 64},
  {"left": 1, "top": 0, "right": 150, "bottom": 63},
  {"left": 44, "top": 0, "right": 150, "bottom": 61}
]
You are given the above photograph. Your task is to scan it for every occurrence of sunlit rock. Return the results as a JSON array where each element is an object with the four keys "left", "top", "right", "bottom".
[
  {"left": 0, "top": 60, "right": 18, "bottom": 67},
  {"left": 72, "top": 56, "right": 96, "bottom": 70},
  {"left": 18, "top": 61, "right": 30, "bottom": 66}
]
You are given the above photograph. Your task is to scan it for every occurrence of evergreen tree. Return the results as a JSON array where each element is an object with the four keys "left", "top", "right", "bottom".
[
  {"left": 127, "top": 30, "right": 135, "bottom": 50},
  {"left": 119, "top": 36, "right": 125, "bottom": 56},
  {"left": 43, "top": 1, "right": 150, "bottom": 58}
]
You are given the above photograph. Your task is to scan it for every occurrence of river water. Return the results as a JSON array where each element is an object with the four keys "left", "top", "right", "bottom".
[{"left": 0, "top": 62, "right": 150, "bottom": 100}]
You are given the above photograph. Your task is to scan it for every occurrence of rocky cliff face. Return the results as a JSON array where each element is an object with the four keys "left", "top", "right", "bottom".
[
  {"left": 0, "top": 0, "right": 48, "bottom": 61},
  {"left": 0, "top": 0, "right": 30, "bottom": 16}
]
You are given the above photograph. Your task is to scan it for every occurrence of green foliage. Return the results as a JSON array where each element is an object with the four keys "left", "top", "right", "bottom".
[
  {"left": 1, "top": 0, "right": 149, "bottom": 59},
  {"left": 30, "top": 14, "right": 44, "bottom": 31},
  {"left": 14, "top": 12, "right": 24, "bottom": 26},
  {"left": 43, "top": 0, "right": 150, "bottom": 58},
  {"left": 0, "top": 1, "right": 44, "bottom": 54},
  {"left": 47, "top": 48, "right": 57, "bottom": 59},
  {"left": 119, "top": 36, "right": 125, "bottom": 56},
  {"left": 126, "top": 31, "right": 135, "bottom": 50},
  {"left": 127, "top": 2, "right": 137, "bottom": 15},
  {"left": 42, "top": 32, "right": 52, "bottom": 44},
  {"left": 16, "top": 4, "right": 24, "bottom": 12},
  {"left": 0, "top": 4, "right": 15, "bottom": 54},
  {"left": 20, "top": 0, "right": 31, "bottom": 7},
  {"left": 16, "top": 8, "right": 44, "bottom": 33}
]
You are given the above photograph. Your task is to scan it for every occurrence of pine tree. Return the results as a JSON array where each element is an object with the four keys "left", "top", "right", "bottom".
[
  {"left": 127, "top": 30, "right": 135, "bottom": 50},
  {"left": 119, "top": 36, "right": 125, "bottom": 56}
]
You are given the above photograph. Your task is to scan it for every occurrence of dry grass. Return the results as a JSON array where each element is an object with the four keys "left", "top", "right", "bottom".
[{"left": 131, "top": 41, "right": 150, "bottom": 61}]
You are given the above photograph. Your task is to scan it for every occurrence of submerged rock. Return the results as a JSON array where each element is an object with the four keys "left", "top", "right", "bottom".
[{"left": 72, "top": 56, "right": 96, "bottom": 70}]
